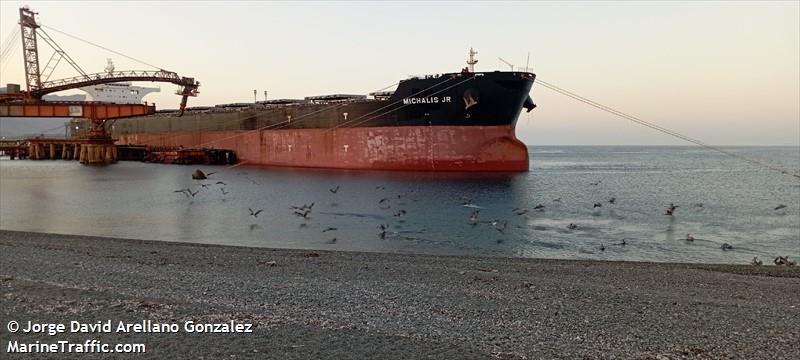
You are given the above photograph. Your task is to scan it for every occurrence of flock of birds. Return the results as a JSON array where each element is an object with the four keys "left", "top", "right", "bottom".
[{"left": 174, "top": 169, "right": 797, "bottom": 266}]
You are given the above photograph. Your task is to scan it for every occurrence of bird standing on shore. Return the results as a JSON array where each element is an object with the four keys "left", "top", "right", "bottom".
[
  {"left": 751, "top": 257, "right": 763, "bottom": 266},
  {"left": 721, "top": 243, "right": 733, "bottom": 251},
  {"left": 685, "top": 234, "right": 695, "bottom": 242}
]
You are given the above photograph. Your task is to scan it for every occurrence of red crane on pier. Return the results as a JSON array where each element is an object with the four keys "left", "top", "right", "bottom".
[
  {"left": 0, "top": 7, "right": 200, "bottom": 163},
  {"left": 0, "top": 7, "right": 200, "bottom": 164}
]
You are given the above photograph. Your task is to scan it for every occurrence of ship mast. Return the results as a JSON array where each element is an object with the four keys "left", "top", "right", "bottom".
[{"left": 467, "top": 48, "right": 478, "bottom": 72}]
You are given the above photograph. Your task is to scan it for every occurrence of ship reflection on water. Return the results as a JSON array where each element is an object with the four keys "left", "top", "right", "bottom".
[{"left": 1, "top": 146, "right": 798, "bottom": 265}]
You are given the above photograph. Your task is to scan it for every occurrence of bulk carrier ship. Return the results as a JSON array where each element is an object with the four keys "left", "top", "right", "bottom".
[{"left": 113, "top": 50, "right": 537, "bottom": 171}]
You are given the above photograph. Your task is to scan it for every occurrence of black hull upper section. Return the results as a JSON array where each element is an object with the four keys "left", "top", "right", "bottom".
[
  {"left": 112, "top": 71, "right": 535, "bottom": 135},
  {"left": 385, "top": 71, "right": 535, "bottom": 127}
]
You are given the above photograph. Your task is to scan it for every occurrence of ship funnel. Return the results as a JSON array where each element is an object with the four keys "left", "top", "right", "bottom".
[{"left": 523, "top": 95, "right": 536, "bottom": 113}]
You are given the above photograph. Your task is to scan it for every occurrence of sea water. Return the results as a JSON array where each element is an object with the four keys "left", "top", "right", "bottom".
[{"left": 1, "top": 146, "right": 798, "bottom": 264}]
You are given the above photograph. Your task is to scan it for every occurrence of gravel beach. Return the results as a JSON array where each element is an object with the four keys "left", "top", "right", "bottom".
[{"left": 1, "top": 230, "right": 798, "bottom": 359}]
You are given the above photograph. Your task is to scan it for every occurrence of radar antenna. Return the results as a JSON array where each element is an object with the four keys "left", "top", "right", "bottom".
[{"left": 467, "top": 48, "right": 478, "bottom": 72}]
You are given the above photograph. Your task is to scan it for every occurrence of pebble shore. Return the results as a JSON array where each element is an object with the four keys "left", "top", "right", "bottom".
[{"left": 1, "top": 230, "right": 798, "bottom": 359}]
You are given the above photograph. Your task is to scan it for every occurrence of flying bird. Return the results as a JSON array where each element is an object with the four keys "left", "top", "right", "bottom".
[
  {"left": 533, "top": 204, "right": 545, "bottom": 211},
  {"left": 394, "top": 210, "right": 407, "bottom": 217},
  {"left": 590, "top": 180, "right": 602, "bottom": 186},
  {"left": 492, "top": 220, "right": 508, "bottom": 233},
  {"left": 293, "top": 209, "right": 311, "bottom": 219},
  {"left": 322, "top": 227, "right": 338, "bottom": 232},
  {"left": 593, "top": 203, "right": 602, "bottom": 208},
  {"left": 608, "top": 197, "right": 616, "bottom": 204},
  {"left": 469, "top": 210, "right": 480, "bottom": 226},
  {"left": 329, "top": 185, "right": 340, "bottom": 194},
  {"left": 249, "top": 208, "right": 263, "bottom": 218},
  {"left": 774, "top": 204, "right": 787, "bottom": 210},
  {"left": 220, "top": 188, "right": 229, "bottom": 195},
  {"left": 215, "top": 181, "right": 227, "bottom": 186},
  {"left": 665, "top": 203, "right": 678, "bottom": 216}
]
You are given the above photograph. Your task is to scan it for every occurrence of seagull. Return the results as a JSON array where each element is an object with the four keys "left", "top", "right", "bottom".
[
  {"left": 492, "top": 220, "right": 507, "bottom": 233},
  {"left": 751, "top": 257, "right": 763, "bottom": 266},
  {"left": 375, "top": 185, "right": 385, "bottom": 190},
  {"left": 200, "top": 183, "right": 210, "bottom": 189},
  {"left": 600, "top": 243, "right": 605, "bottom": 251},
  {"left": 188, "top": 189, "right": 200, "bottom": 197},
  {"left": 469, "top": 210, "right": 480, "bottom": 226},
  {"left": 215, "top": 181, "right": 227, "bottom": 186},
  {"left": 329, "top": 185, "right": 340, "bottom": 194},
  {"left": 774, "top": 204, "right": 787, "bottom": 211},
  {"left": 248, "top": 208, "right": 263, "bottom": 218},
  {"left": 593, "top": 203, "right": 602, "bottom": 208},
  {"left": 533, "top": 204, "right": 545, "bottom": 211},
  {"left": 590, "top": 180, "right": 602, "bottom": 186},
  {"left": 378, "top": 198, "right": 389, "bottom": 204},
  {"left": 721, "top": 243, "right": 733, "bottom": 251},
  {"left": 220, "top": 188, "right": 229, "bottom": 195},
  {"left": 322, "top": 227, "right": 337, "bottom": 232},
  {"left": 567, "top": 223, "right": 578, "bottom": 230},
  {"left": 685, "top": 234, "right": 695, "bottom": 242},
  {"left": 293, "top": 209, "right": 311, "bottom": 219},
  {"left": 173, "top": 188, "right": 191, "bottom": 198},
  {"left": 326, "top": 237, "right": 337, "bottom": 244},
  {"left": 665, "top": 203, "right": 678, "bottom": 216},
  {"left": 616, "top": 239, "right": 627, "bottom": 246},
  {"left": 514, "top": 208, "right": 530, "bottom": 215},
  {"left": 206, "top": 171, "right": 217, "bottom": 177},
  {"left": 774, "top": 256, "right": 796, "bottom": 266},
  {"left": 393, "top": 210, "right": 407, "bottom": 217},
  {"left": 291, "top": 203, "right": 315, "bottom": 211},
  {"left": 378, "top": 224, "right": 388, "bottom": 239},
  {"left": 608, "top": 197, "right": 616, "bottom": 204}
]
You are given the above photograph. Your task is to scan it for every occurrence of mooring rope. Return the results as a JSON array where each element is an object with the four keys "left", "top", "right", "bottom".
[{"left": 535, "top": 79, "right": 800, "bottom": 180}]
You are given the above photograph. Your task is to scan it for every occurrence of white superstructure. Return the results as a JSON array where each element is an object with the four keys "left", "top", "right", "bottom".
[{"left": 79, "top": 59, "right": 160, "bottom": 104}]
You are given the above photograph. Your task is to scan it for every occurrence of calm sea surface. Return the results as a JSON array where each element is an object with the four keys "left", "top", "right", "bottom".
[{"left": 1, "top": 146, "right": 798, "bottom": 264}]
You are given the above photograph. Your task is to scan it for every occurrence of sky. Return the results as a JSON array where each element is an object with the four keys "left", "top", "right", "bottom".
[{"left": 0, "top": 1, "right": 798, "bottom": 146}]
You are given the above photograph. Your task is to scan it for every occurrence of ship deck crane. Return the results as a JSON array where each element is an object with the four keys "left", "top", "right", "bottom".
[{"left": 498, "top": 57, "right": 514, "bottom": 71}]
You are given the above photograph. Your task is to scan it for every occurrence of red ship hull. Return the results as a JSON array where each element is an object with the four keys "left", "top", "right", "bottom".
[{"left": 116, "top": 125, "right": 529, "bottom": 171}]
